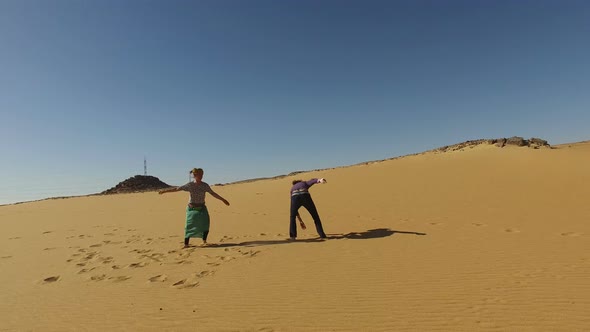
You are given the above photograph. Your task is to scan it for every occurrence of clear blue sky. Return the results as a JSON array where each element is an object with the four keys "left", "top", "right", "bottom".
[{"left": 1, "top": 0, "right": 589, "bottom": 204}]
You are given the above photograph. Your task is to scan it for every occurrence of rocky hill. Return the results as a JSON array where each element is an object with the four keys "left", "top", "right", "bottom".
[
  {"left": 433, "top": 136, "right": 550, "bottom": 153},
  {"left": 101, "top": 175, "right": 172, "bottom": 195}
]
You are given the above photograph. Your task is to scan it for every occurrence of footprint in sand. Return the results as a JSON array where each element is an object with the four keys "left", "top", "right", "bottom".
[
  {"left": 174, "top": 260, "right": 193, "bottom": 265},
  {"left": 1, "top": 256, "right": 13, "bottom": 259},
  {"left": 128, "top": 262, "right": 148, "bottom": 268},
  {"left": 240, "top": 250, "right": 260, "bottom": 257},
  {"left": 172, "top": 279, "right": 199, "bottom": 289},
  {"left": 42, "top": 231, "right": 53, "bottom": 234},
  {"left": 195, "top": 270, "right": 215, "bottom": 278},
  {"left": 8, "top": 237, "right": 21, "bottom": 240},
  {"left": 429, "top": 222, "right": 442, "bottom": 226},
  {"left": 472, "top": 223, "right": 487, "bottom": 227},
  {"left": 257, "top": 328, "right": 275, "bottom": 332},
  {"left": 43, "top": 247, "right": 57, "bottom": 251},
  {"left": 99, "top": 257, "right": 114, "bottom": 264},
  {"left": 104, "top": 233, "right": 115, "bottom": 236},
  {"left": 504, "top": 228, "right": 520, "bottom": 233},
  {"left": 82, "top": 253, "right": 98, "bottom": 261},
  {"left": 89, "top": 243, "right": 103, "bottom": 248},
  {"left": 43, "top": 276, "right": 60, "bottom": 283},
  {"left": 140, "top": 253, "right": 164, "bottom": 262},
  {"left": 77, "top": 268, "right": 96, "bottom": 274},
  {"left": 111, "top": 265, "right": 122, "bottom": 270},
  {"left": 148, "top": 275, "right": 168, "bottom": 283},
  {"left": 109, "top": 276, "right": 131, "bottom": 282},
  {"left": 132, "top": 249, "right": 152, "bottom": 254},
  {"left": 176, "top": 252, "right": 193, "bottom": 260},
  {"left": 561, "top": 232, "right": 582, "bottom": 237},
  {"left": 89, "top": 274, "right": 107, "bottom": 281}
]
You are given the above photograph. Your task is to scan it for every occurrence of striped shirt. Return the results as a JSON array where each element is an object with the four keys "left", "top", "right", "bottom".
[
  {"left": 290, "top": 179, "right": 320, "bottom": 197},
  {"left": 178, "top": 181, "right": 213, "bottom": 205}
]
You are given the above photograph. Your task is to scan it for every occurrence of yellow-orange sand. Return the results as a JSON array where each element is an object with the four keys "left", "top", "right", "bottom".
[{"left": 1, "top": 142, "right": 589, "bottom": 331}]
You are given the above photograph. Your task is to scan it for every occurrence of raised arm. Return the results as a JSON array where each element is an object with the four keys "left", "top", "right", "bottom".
[{"left": 305, "top": 178, "right": 327, "bottom": 187}]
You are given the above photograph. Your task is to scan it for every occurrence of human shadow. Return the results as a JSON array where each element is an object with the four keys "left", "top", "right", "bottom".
[
  {"left": 205, "top": 238, "right": 325, "bottom": 248},
  {"left": 328, "top": 228, "right": 426, "bottom": 240},
  {"left": 204, "top": 228, "right": 425, "bottom": 249}
]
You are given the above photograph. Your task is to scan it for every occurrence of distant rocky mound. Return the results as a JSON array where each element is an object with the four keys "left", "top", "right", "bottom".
[
  {"left": 101, "top": 175, "right": 172, "bottom": 195},
  {"left": 435, "top": 136, "right": 550, "bottom": 153}
]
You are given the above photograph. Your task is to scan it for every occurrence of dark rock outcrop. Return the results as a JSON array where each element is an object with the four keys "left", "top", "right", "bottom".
[
  {"left": 435, "top": 137, "right": 550, "bottom": 152},
  {"left": 101, "top": 175, "right": 172, "bottom": 195},
  {"left": 529, "top": 137, "right": 549, "bottom": 147},
  {"left": 506, "top": 136, "right": 527, "bottom": 146},
  {"left": 495, "top": 138, "right": 507, "bottom": 147}
]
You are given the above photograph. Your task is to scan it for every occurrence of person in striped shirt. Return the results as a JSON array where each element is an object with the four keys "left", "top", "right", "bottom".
[{"left": 289, "top": 178, "right": 328, "bottom": 240}]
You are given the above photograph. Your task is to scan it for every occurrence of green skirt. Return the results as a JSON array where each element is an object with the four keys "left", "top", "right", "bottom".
[{"left": 185, "top": 206, "right": 210, "bottom": 239}]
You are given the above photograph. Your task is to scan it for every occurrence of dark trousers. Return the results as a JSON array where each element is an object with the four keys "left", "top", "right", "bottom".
[{"left": 290, "top": 194, "right": 326, "bottom": 238}]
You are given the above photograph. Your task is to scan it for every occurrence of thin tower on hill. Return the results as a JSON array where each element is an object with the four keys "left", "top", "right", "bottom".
[{"left": 144, "top": 157, "right": 147, "bottom": 176}]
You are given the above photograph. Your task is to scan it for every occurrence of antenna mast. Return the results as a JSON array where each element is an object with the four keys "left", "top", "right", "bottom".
[{"left": 144, "top": 157, "right": 147, "bottom": 176}]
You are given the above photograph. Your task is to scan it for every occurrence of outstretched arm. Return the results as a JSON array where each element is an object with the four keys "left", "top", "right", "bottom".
[
  {"left": 159, "top": 187, "right": 181, "bottom": 195},
  {"left": 209, "top": 190, "right": 230, "bottom": 206},
  {"left": 306, "top": 178, "right": 327, "bottom": 186},
  {"left": 296, "top": 212, "right": 306, "bottom": 230}
]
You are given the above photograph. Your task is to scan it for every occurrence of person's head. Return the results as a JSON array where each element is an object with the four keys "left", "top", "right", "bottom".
[
  {"left": 190, "top": 168, "right": 204, "bottom": 181},
  {"left": 292, "top": 179, "right": 302, "bottom": 185}
]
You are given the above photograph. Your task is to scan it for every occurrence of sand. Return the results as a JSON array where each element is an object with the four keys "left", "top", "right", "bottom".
[{"left": 1, "top": 142, "right": 589, "bottom": 331}]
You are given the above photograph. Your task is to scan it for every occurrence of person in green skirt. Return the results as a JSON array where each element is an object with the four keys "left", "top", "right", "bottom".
[{"left": 159, "top": 168, "right": 230, "bottom": 248}]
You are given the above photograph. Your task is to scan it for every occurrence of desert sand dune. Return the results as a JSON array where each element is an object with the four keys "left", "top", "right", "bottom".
[{"left": 1, "top": 142, "right": 589, "bottom": 331}]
